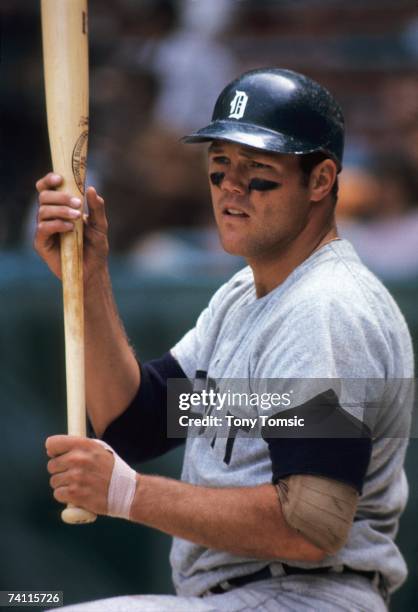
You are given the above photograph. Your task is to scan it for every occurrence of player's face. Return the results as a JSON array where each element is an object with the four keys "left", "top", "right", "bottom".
[{"left": 207, "top": 141, "right": 312, "bottom": 262}]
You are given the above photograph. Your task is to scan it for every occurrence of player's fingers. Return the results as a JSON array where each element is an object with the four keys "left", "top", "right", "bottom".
[
  {"left": 53, "top": 483, "right": 89, "bottom": 506},
  {"left": 38, "top": 204, "right": 82, "bottom": 223},
  {"left": 38, "top": 190, "right": 81, "bottom": 209},
  {"left": 47, "top": 449, "right": 90, "bottom": 475},
  {"left": 47, "top": 456, "right": 69, "bottom": 475},
  {"left": 86, "top": 186, "right": 108, "bottom": 234},
  {"left": 49, "top": 472, "right": 69, "bottom": 489},
  {"left": 53, "top": 486, "right": 71, "bottom": 504},
  {"left": 46, "top": 434, "right": 89, "bottom": 457},
  {"left": 34, "top": 220, "right": 75, "bottom": 252},
  {"left": 50, "top": 467, "right": 84, "bottom": 490},
  {"left": 35, "top": 172, "right": 63, "bottom": 193}
]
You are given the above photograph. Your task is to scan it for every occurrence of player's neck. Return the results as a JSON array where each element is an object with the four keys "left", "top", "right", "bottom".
[{"left": 249, "top": 225, "right": 339, "bottom": 299}]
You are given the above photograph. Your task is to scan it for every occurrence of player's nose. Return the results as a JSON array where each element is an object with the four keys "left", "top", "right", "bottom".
[{"left": 221, "top": 168, "right": 247, "bottom": 195}]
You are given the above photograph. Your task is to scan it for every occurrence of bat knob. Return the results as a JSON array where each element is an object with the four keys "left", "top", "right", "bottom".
[{"left": 61, "top": 504, "right": 97, "bottom": 524}]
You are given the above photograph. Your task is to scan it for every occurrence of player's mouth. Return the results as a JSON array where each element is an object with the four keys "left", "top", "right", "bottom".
[{"left": 222, "top": 206, "right": 249, "bottom": 218}]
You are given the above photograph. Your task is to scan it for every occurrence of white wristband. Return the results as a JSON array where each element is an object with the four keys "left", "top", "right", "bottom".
[{"left": 95, "top": 440, "right": 137, "bottom": 520}]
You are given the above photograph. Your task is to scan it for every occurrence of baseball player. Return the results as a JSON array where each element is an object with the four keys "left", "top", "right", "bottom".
[{"left": 34, "top": 68, "right": 414, "bottom": 611}]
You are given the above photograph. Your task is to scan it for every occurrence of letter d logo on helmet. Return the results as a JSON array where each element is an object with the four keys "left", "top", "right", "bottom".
[
  {"left": 229, "top": 90, "right": 248, "bottom": 119},
  {"left": 183, "top": 67, "right": 345, "bottom": 172}
]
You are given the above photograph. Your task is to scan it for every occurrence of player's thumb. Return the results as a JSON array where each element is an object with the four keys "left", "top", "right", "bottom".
[{"left": 85, "top": 186, "right": 108, "bottom": 233}]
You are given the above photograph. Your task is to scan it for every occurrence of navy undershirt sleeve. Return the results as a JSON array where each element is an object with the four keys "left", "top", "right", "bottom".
[
  {"left": 262, "top": 388, "right": 372, "bottom": 494},
  {"left": 99, "top": 352, "right": 189, "bottom": 465}
]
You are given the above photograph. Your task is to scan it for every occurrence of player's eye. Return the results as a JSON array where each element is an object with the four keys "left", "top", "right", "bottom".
[
  {"left": 211, "top": 156, "right": 229, "bottom": 165},
  {"left": 249, "top": 160, "right": 272, "bottom": 169}
]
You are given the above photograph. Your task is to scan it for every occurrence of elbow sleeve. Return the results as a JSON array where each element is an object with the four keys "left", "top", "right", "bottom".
[{"left": 276, "top": 474, "right": 358, "bottom": 555}]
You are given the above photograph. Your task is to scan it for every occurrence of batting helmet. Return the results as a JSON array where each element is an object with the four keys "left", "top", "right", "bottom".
[{"left": 182, "top": 68, "right": 345, "bottom": 171}]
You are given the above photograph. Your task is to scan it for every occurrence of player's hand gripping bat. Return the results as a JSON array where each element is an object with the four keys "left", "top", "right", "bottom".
[{"left": 41, "top": 0, "right": 95, "bottom": 524}]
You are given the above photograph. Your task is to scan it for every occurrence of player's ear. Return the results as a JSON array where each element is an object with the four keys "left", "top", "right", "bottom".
[{"left": 309, "top": 159, "right": 337, "bottom": 202}]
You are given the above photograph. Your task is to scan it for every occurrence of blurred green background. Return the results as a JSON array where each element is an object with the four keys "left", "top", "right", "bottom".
[{"left": 0, "top": 254, "right": 417, "bottom": 610}]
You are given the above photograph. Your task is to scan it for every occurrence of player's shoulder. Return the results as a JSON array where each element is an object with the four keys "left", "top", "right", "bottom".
[
  {"left": 289, "top": 239, "right": 404, "bottom": 323},
  {"left": 206, "top": 265, "right": 254, "bottom": 313},
  {"left": 255, "top": 240, "right": 413, "bottom": 377}
]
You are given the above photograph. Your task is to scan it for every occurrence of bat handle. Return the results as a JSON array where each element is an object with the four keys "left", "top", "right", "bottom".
[
  {"left": 62, "top": 504, "right": 97, "bottom": 524},
  {"left": 60, "top": 228, "right": 95, "bottom": 525}
]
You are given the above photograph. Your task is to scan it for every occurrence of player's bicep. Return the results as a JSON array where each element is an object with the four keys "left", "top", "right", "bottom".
[{"left": 262, "top": 388, "right": 372, "bottom": 494}]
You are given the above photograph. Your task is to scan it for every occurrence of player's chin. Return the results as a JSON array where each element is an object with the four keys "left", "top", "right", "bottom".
[{"left": 218, "top": 233, "right": 253, "bottom": 258}]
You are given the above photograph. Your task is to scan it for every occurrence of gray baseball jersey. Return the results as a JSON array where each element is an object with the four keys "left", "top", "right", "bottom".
[{"left": 170, "top": 239, "right": 414, "bottom": 598}]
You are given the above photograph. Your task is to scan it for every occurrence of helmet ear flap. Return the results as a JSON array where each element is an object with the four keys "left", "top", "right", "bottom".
[{"left": 183, "top": 68, "right": 344, "bottom": 172}]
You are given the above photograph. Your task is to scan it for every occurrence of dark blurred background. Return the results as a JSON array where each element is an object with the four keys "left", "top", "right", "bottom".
[{"left": 1, "top": 1, "right": 417, "bottom": 610}]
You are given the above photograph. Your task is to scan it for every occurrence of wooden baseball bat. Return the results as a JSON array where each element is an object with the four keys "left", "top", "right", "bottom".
[{"left": 41, "top": 0, "right": 96, "bottom": 524}]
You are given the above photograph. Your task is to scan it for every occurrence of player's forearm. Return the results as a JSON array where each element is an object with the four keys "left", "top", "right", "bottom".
[
  {"left": 130, "top": 474, "right": 325, "bottom": 562},
  {"left": 84, "top": 267, "right": 140, "bottom": 436}
]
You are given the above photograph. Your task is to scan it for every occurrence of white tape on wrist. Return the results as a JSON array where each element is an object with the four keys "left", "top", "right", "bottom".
[{"left": 95, "top": 440, "right": 137, "bottom": 520}]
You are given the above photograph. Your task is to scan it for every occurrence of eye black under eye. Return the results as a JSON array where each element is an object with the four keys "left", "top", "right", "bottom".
[
  {"left": 210, "top": 172, "right": 225, "bottom": 187},
  {"left": 248, "top": 178, "right": 280, "bottom": 192}
]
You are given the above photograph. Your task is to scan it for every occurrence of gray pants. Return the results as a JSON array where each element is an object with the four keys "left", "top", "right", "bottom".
[{"left": 57, "top": 573, "right": 387, "bottom": 611}]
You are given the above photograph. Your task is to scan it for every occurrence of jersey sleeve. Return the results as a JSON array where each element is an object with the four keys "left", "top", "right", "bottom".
[
  {"left": 100, "top": 352, "right": 189, "bottom": 464},
  {"left": 262, "top": 389, "right": 372, "bottom": 493},
  {"left": 170, "top": 306, "right": 211, "bottom": 380},
  {"left": 255, "top": 296, "right": 382, "bottom": 493},
  {"left": 170, "top": 269, "right": 247, "bottom": 378}
]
